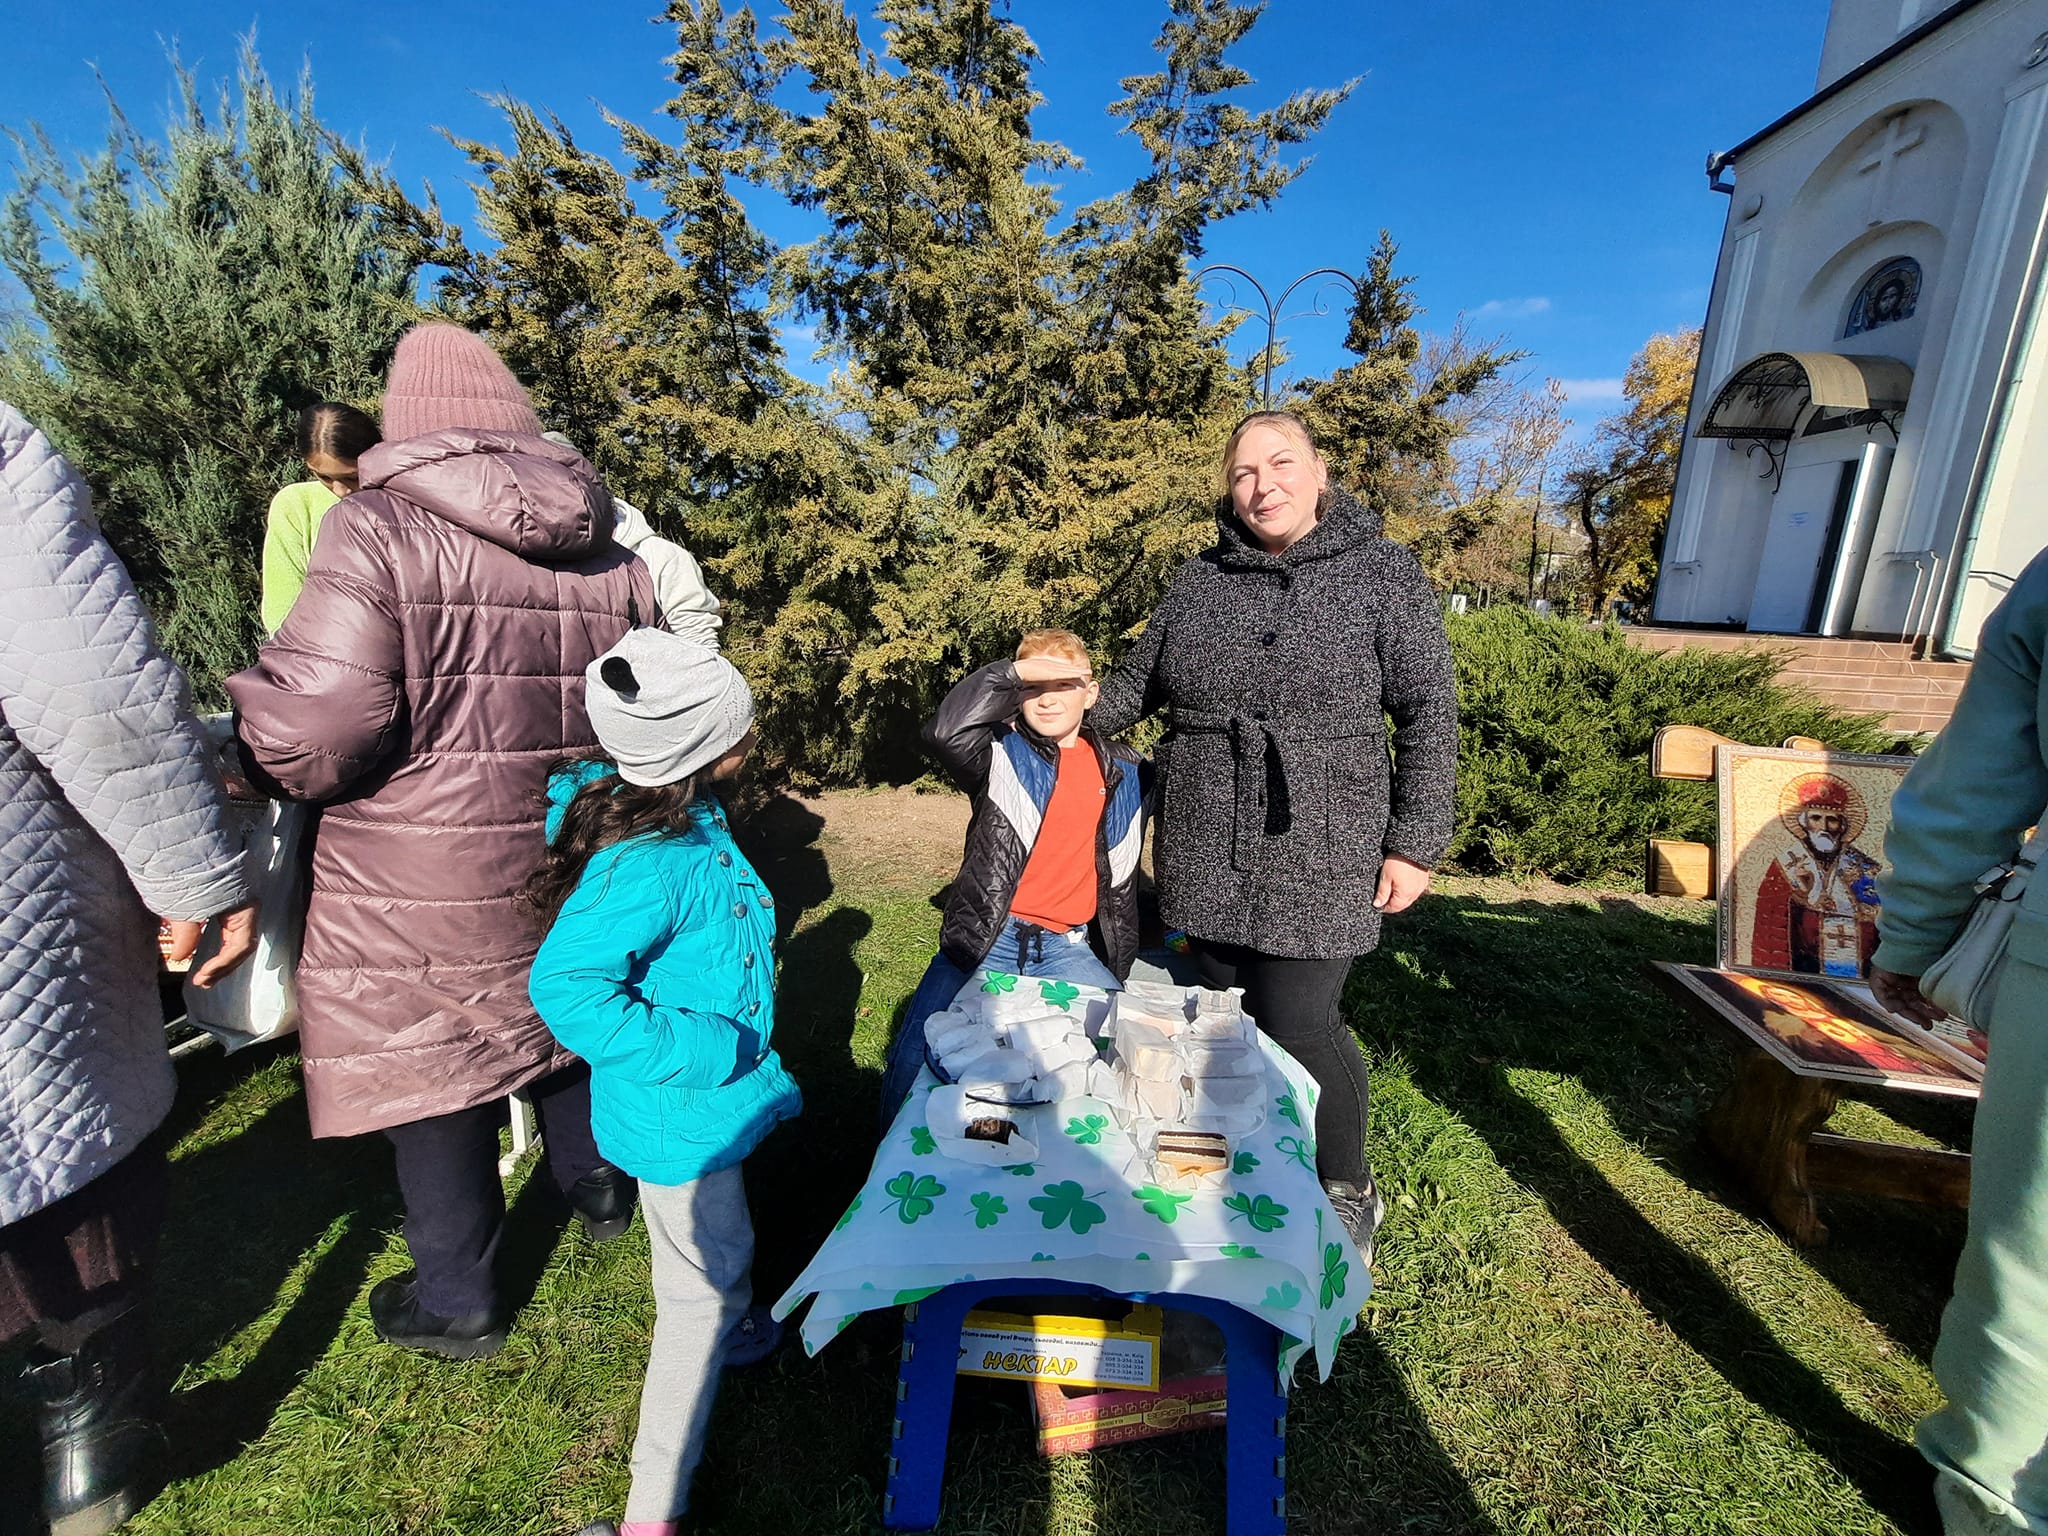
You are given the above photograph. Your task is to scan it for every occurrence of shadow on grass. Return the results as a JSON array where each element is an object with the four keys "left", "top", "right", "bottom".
[
  {"left": 149, "top": 1043, "right": 395, "bottom": 1482},
  {"left": 734, "top": 794, "right": 885, "bottom": 1305},
  {"left": 1290, "top": 1330, "right": 1502, "bottom": 1536},
  {"left": 1353, "top": 892, "right": 1946, "bottom": 1534},
  {"left": 737, "top": 791, "right": 837, "bottom": 940}
]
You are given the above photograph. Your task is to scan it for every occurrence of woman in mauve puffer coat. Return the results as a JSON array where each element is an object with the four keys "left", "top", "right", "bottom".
[{"left": 228, "top": 326, "right": 657, "bottom": 1358}]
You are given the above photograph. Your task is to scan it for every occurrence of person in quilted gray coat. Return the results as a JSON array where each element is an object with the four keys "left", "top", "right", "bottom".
[
  {"left": 0, "top": 401, "right": 257, "bottom": 1536},
  {"left": 1090, "top": 411, "right": 1458, "bottom": 1264}
]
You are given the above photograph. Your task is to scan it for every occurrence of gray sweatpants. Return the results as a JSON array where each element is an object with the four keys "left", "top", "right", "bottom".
[{"left": 623, "top": 1164, "right": 754, "bottom": 1523}]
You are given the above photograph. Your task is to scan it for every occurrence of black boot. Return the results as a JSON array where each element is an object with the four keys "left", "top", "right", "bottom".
[
  {"left": 26, "top": 1303, "right": 166, "bottom": 1536},
  {"left": 367, "top": 1272, "right": 506, "bottom": 1361},
  {"left": 566, "top": 1164, "right": 636, "bottom": 1242}
]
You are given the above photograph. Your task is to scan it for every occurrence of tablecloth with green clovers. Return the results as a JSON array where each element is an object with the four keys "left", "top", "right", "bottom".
[{"left": 773, "top": 970, "right": 1367, "bottom": 1382}]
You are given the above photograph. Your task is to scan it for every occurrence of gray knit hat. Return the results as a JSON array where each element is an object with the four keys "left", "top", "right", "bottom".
[{"left": 586, "top": 629, "right": 755, "bottom": 787}]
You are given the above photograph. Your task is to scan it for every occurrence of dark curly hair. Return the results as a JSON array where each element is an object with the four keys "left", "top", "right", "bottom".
[{"left": 519, "top": 756, "right": 706, "bottom": 932}]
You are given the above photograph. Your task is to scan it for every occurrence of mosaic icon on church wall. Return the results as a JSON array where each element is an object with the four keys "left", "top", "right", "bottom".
[{"left": 1844, "top": 257, "right": 1919, "bottom": 337}]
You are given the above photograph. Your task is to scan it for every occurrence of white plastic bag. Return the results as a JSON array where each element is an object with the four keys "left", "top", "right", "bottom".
[{"left": 183, "top": 796, "right": 309, "bottom": 1050}]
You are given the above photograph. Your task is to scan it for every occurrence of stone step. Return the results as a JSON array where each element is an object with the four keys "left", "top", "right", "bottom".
[{"left": 1620, "top": 626, "right": 1968, "bottom": 736}]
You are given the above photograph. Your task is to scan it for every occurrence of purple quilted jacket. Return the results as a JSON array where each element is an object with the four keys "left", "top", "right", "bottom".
[{"left": 1, "top": 402, "right": 250, "bottom": 1226}]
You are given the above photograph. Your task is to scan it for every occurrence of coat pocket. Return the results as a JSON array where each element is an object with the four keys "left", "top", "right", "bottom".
[
  {"left": 1321, "top": 737, "right": 1391, "bottom": 874},
  {"left": 1160, "top": 736, "right": 1235, "bottom": 875}
]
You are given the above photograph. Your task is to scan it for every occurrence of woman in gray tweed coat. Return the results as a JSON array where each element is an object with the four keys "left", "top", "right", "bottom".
[{"left": 1091, "top": 411, "right": 1458, "bottom": 1255}]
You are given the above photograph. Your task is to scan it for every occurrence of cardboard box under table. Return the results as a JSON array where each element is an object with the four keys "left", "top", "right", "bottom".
[
  {"left": 958, "top": 1303, "right": 1162, "bottom": 1390},
  {"left": 1030, "top": 1372, "right": 1230, "bottom": 1456},
  {"left": 774, "top": 971, "right": 1365, "bottom": 1534}
]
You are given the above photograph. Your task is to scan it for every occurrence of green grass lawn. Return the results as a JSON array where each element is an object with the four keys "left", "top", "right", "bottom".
[{"left": 43, "top": 798, "right": 1965, "bottom": 1535}]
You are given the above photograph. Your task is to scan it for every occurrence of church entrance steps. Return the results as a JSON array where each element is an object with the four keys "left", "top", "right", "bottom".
[{"left": 1620, "top": 626, "right": 1968, "bottom": 736}]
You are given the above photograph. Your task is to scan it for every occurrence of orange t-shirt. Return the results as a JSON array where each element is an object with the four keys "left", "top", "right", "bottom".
[{"left": 1009, "top": 740, "right": 1105, "bottom": 930}]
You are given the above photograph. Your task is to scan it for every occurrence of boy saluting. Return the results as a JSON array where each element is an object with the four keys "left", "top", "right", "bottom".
[{"left": 878, "top": 629, "right": 1146, "bottom": 1123}]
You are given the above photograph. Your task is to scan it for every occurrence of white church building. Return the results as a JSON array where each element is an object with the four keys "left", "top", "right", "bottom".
[{"left": 1653, "top": 0, "right": 2048, "bottom": 661}]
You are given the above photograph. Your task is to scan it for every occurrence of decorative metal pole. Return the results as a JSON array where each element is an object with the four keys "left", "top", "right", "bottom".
[{"left": 1192, "top": 264, "right": 1362, "bottom": 409}]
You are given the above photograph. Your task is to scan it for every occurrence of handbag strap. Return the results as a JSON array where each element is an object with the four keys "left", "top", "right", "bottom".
[{"left": 1993, "top": 819, "right": 2045, "bottom": 898}]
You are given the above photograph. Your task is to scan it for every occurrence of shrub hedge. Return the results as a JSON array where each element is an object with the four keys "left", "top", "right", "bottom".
[{"left": 1444, "top": 608, "right": 1903, "bottom": 882}]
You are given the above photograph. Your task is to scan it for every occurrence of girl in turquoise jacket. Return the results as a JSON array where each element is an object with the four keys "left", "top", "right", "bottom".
[{"left": 526, "top": 628, "right": 800, "bottom": 1536}]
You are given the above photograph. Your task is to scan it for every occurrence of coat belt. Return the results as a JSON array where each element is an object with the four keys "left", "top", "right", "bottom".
[{"left": 1169, "top": 708, "right": 1376, "bottom": 870}]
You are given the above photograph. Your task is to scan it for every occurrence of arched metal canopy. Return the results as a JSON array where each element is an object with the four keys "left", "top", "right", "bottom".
[{"left": 1696, "top": 351, "right": 1912, "bottom": 442}]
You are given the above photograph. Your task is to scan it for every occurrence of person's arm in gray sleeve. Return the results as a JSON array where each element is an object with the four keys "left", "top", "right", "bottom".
[
  {"left": 1089, "top": 596, "right": 1173, "bottom": 738},
  {"left": 0, "top": 403, "right": 251, "bottom": 924},
  {"left": 1875, "top": 551, "right": 2048, "bottom": 978},
  {"left": 1377, "top": 546, "right": 1460, "bottom": 868},
  {"left": 642, "top": 535, "right": 724, "bottom": 650}
]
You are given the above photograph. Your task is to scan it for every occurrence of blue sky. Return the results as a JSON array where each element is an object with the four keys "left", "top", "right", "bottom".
[{"left": 3, "top": 0, "right": 1831, "bottom": 428}]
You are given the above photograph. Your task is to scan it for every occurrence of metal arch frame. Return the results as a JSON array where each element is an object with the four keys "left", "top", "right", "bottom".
[
  {"left": 1738, "top": 437, "right": 1790, "bottom": 492},
  {"left": 1193, "top": 264, "right": 1363, "bottom": 408}
]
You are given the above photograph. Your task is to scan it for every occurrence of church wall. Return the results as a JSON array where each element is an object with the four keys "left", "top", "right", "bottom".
[
  {"left": 1903, "top": 66, "right": 2048, "bottom": 651},
  {"left": 1666, "top": 445, "right": 1778, "bottom": 624},
  {"left": 1655, "top": 0, "right": 2048, "bottom": 644},
  {"left": 1818, "top": 1, "right": 1955, "bottom": 89},
  {"left": 1946, "top": 249, "right": 2048, "bottom": 646}
]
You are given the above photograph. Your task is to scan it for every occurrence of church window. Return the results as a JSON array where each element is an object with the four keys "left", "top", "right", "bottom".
[{"left": 1844, "top": 258, "right": 1919, "bottom": 337}]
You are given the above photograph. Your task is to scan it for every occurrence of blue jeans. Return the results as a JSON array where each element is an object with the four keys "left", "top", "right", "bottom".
[
  {"left": 979, "top": 920, "right": 1122, "bottom": 991},
  {"left": 877, "top": 921, "right": 1120, "bottom": 1131}
]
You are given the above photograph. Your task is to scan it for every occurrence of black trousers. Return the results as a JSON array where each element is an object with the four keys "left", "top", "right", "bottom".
[
  {"left": 382, "top": 1062, "right": 605, "bottom": 1317},
  {"left": 1193, "top": 941, "right": 1369, "bottom": 1187}
]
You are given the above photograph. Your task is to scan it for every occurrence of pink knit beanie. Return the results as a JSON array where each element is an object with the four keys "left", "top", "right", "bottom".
[{"left": 381, "top": 324, "right": 543, "bottom": 441}]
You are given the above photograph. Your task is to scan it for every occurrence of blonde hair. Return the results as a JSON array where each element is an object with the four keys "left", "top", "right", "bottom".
[
  {"left": 1219, "top": 411, "right": 1324, "bottom": 496},
  {"left": 1016, "top": 628, "right": 1093, "bottom": 670}
]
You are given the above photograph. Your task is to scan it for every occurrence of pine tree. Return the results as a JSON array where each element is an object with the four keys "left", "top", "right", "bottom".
[
  {"left": 439, "top": 98, "right": 750, "bottom": 519},
  {"left": 0, "top": 44, "right": 457, "bottom": 701},
  {"left": 1295, "top": 232, "right": 1523, "bottom": 579},
  {"left": 725, "top": 0, "right": 1353, "bottom": 711},
  {"left": 1048, "top": 0, "right": 1350, "bottom": 649},
  {"left": 636, "top": 1, "right": 928, "bottom": 781}
]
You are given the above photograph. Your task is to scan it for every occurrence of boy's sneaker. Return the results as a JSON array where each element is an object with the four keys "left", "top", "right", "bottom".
[
  {"left": 1321, "top": 1177, "right": 1388, "bottom": 1266},
  {"left": 724, "top": 1303, "right": 783, "bottom": 1368}
]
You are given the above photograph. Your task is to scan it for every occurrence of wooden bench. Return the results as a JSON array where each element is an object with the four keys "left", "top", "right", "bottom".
[{"left": 1645, "top": 726, "right": 1978, "bottom": 1246}]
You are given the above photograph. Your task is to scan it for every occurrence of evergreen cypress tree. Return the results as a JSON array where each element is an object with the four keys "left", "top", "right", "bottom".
[
  {"left": 0, "top": 45, "right": 456, "bottom": 701},
  {"left": 697, "top": 0, "right": 1354, "bottom": 731}
]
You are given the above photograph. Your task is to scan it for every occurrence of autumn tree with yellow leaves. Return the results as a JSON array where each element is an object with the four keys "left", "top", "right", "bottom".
[{"left": 1561, "top": 327, "right": 1700, "bottom": 613}]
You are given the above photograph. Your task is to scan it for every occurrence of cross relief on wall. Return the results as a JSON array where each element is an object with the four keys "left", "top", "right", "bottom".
[{"left": 1855, "top": 112, "right": 1925, "bottom": 227}]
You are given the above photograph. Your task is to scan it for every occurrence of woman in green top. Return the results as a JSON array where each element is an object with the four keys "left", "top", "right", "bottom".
[{"left": 261, "top": 403, "right": 380, "bottom": 633}]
